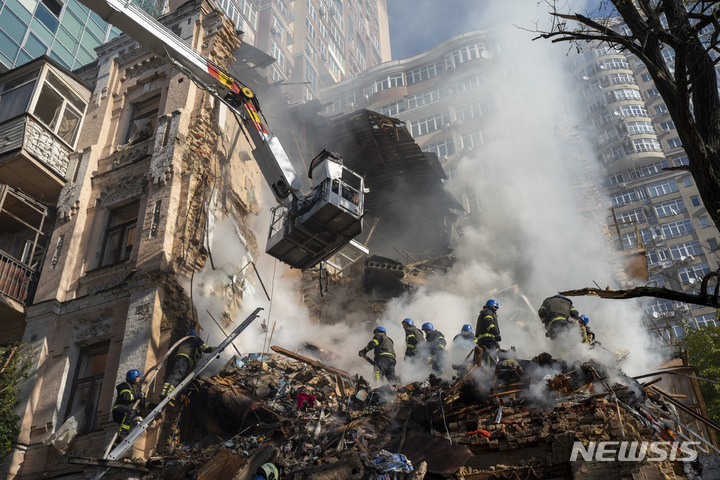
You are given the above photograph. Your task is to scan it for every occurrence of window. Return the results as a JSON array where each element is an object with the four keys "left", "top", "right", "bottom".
[
  {"left": 654, "top": 198, "right": 685, "bottom": 218},
  {"left": 709, "top": 238, "right": 718, "bottom": 251},
  {"left": 672, "top": 155, "right": 688, "bottom": 166},
  {"left": 661, "top": 219, "right": 694, "bottom": 239},
  {"left": 646, "top": 179, "right": 678, "bottom": 197},
  {"left": 607, "top": 72, "right": 636, "bottom": 85},
  {"left": 305, "top": 17, "right": 316, "bottom": 40},
  {"left": 616, "top": 208, "right": 645, "bottom": 225},
  {"left": 407, "top": 87, "right": 441, "bottom": 110},
  {"left": 646, "top": 88, "right": 660, "bottom": 98},
  {"left": 124, "top": 94, "right": 160, "bottom": 144},
  {"left": 422, "top": 138, "right": 456, "bottom": 157},
  {"left": 306, "top": 0, "right": 317, "bottom": 20},
  {"left": 363, "top": 73, "right": 404, "bottom": 97},
  {"left": 626, "top": 121, "right": 654, "bottom": 134},
  {"left": 65, "top": 341, "right": 109, "bottom": 433},
  {"left": 100, "top": 202, "right": 139, "bottom": 267},
  {"left": 667, "top": 138, "right": 682, "bottom": 149},
  {"left": 410, "top": 111, "right": 450, "bottom": 137},
  {"left": 654, "top": 104, "right": 668, "bottom": 114},
  {"left": 695, "top": 314, "right": 717, "bottom": 328},
  {"left": 699, "top": 216, "right": 710, "bottom": 228},
  {"left": 445, "top": 43, "right": 485, "bottom": 68},
  {"left": 659, "top": 121, "right": 675, "bottom": 131},
  {"left": 0, "top": 69, "right": 38, "bottom": 124},
  {"left": 462, "top": 131, "right": 483, "bottom": 149},
  {"left": 645, "top": 298, "right": 674, "bottom": 316},
  {"left": 662, "top": 48, "right": 676, "bottom": 64},
  {"left": 678, "top": 262, "right": 710, "bottom": 284},
  {"left": 31, "top": 71, "right": 85, "bottom": 146},
  {"left": 614, "top": 88, "right": 642, "bottom": 101},
  {"left": 378, "top": 100, "right": 404, "bottom": 116},
  {"left": 622, "top": 231, "right": 637, "bottom": 249},
  {"left": 610, "top": 190, "right": 638, "bottom": 207},
  {"left": 690, "top": 196, "right": 701, "bottom": 207},
  {"left": 270, "top": 40, "right": 285, "bottom": 70},
  {"left": 620, "top": 104, "right": 648, "bottom": 117},
  {"left": 669, "top": 241, "right": 702, "bottom": 260},
  {"left": 632, "top": 138, "right": 661, "bottom": 152},
  {"left": 641, "top": 73, "right": 652, "bottom": 82},
  {"left": 406, "top": 62, "right": 442, "bottom": 85},
  {"left": 304, "top": 60, "right": 317, "bottom": 93},
  {"left": 681, "top": 176, "right": 693, "bottom": 187}
]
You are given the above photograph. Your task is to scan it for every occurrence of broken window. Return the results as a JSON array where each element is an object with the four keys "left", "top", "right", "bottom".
[
  {"left": 123, "top": 93, "right": 161, "bottom": 144},
  {"left": 99, "top": 201, "right": 139, "bottom": 267},
  {"left": 64, "top": 341, "right": 109, "bottom": 433},
  {"left": 0, "top": 70, "right": 39, "bottom": 124},
  {"left": 30, "top": 70, "right": 85, "bottom": 146}
]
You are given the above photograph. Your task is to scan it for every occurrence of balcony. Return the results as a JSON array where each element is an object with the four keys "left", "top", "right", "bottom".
[
  {"left": 0, "top": 57, "right": 90, "bottom": 204},
  {"left": 0, "top": 251, "right": 37, "bottom": 305},
  {"left": 0, "top": 184, "right": 52, "bottom": 307}
]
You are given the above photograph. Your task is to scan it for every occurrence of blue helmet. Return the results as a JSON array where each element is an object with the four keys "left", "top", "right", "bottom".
[
  {"left": 187, "top": 329, "right": 198, "bottom": 337},
  {"left": 421, "top": 322, "right": 434, "bottom": 331},
  {"left": 374, "top": 326, "right": 386, "bottom": 334},
  {"left": 126, "top": 369, "right": 141, "bottom": 382},
  {"left": 580, "top": 314, "right": 589, "bottom": 326},
  {"left": 461, "top": 324, "right": 473, "bottom": 333},
  {"left": 402, "top": 318, "right": 414, "bottom": 326},
  {"left": 556, "top": 294, "right": 567, "bottom": 299},
  {"left": 486, "top": 299, "right": 499, "bottom": 308}
]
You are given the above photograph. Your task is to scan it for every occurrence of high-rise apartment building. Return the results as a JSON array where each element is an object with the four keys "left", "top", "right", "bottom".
[
  {"left": 320, "top": 27, "right": 720, "bottom": 345},
  {"left": 207, "top": 0, "right": 391, "bottom": 103},
  {"left": 570, "top": 43, "right": 720, "bottom": 344},
  {"left": 0, "top": 0, "right": 122, "bottom": 71}
]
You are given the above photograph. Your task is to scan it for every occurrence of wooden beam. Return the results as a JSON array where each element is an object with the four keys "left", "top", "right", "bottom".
[{"left": 270, "top": 346, "right": 355, "bottom": 379}]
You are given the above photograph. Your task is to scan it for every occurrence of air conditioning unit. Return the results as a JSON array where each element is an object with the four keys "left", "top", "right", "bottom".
[{"left": 678, "top": 305, "right": 689, "bottom": 311}]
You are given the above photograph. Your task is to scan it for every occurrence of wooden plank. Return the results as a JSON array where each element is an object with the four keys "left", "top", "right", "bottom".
[
  {"left": 270, "top": 346, "right": 354, "bottom": 379},
  {"left": 67, "top": 456, "right": 149, "bottom": 472}
]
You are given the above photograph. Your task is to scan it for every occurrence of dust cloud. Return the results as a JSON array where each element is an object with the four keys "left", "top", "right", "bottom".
[{"left": 189, "top": 0, "right": 659, "bottom": 382}]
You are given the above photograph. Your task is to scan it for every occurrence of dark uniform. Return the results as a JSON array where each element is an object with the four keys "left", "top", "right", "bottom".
[
  {"left": 359, "top": 330, "right": 397, "bottom": 382},
  {"left": 424, "top": 329, "right": 447, "bottom": 375},
  {"left": 112, "top": 380, "right": 155, "bottom": 447},
  {"left": 403, "top": 324, "right": 425, "bottom": 360},
  {"left": 538, "top": 295, "right": 580, "bottom": 339},
  {"left": 475, "top": 307, "right": 501, "bottom": 366},
  {"left": 161, "top": 334, "right": 213, "bottom": 398},
  {"left": 451, "top": 330, "right": 476, "bottom": 365}
]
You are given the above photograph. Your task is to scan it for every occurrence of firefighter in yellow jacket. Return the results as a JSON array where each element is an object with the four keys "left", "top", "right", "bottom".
[
  {"left": 112, "top": 369, "right": 157, "bottom": 447},
  {"left": 161, "top": 330, "right": 214, "bottom": 399},
  {"left": 358, "top": 326, "right": 397, "bottom": 382}
]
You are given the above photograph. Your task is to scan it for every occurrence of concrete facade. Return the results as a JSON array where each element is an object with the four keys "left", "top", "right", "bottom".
[{"left": 2, "top": 1, "right": 265, "bottom": 477}]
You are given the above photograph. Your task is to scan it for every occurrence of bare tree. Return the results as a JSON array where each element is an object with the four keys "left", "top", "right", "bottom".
[
  {"left": 535, "top": 0, "right": 720, "bottom": 307},
  {"left": 536, "top": 0, "right": 720, "bottom": 230}
]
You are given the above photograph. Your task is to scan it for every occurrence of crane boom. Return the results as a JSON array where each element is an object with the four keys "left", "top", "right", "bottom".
[{"left": 78, "top": 0, "right": 366, "bottom": 269}]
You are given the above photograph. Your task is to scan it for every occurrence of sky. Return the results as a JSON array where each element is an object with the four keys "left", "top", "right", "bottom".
[{"left": 386, "top": 0, "right": 605, "bottom": 60}]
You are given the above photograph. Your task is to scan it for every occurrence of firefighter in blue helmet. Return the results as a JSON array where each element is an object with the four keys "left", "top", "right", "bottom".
[
  {"left": 401, "top": 318, "right": 425, "bottom": 361},
  {"left": 161, "top": 330, "right": 214, "bottom": 399},
  {"left": 579, "top": 314, "right": 597, "bottom": 344},
  {"left": 358, "top": 326, "right": 397, "bottom": 382},
  {"left": 538, "top": 294, "right": 580, "bottom": 339},
  {"left": 452, "top": 324, "right": 476, "bottom": 365},
  {"left": 475, "top": 299, "right": 501, "bottom": 358},
  {"left": 422, "top": 322, "right": 447, "bottom": 375},
  {"left": 112, "top": 369, "right": 157, "bottom": 448}
]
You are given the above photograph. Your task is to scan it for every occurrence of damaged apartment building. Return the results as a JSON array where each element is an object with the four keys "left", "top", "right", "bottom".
[
  {"left": 0, "top": 1, "right": 266, "bottom": 477},
  {"left": 0, "top": 0, "right": 461, "bottom": 477}
]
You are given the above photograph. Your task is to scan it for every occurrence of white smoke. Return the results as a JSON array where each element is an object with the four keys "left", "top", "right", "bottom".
[{"left": 189, "top": 0, "right": 659, "bottom": 382}]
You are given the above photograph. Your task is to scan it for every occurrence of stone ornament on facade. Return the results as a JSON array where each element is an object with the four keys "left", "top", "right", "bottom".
[{"left": 98, "top": 175, "right": 147, "bottom": 208}]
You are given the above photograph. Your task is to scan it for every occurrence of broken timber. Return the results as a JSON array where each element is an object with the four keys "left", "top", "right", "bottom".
[
  {"left": 270, "top": 345, "right": 354, "bottom": 379},
  {"left": 91, "top": 307, "right": 263, "bottom": 480}
]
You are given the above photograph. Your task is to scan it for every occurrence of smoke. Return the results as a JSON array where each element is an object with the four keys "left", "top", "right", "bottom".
[{"left": 188, "top": 0, "right": 659, "bottom": 382}]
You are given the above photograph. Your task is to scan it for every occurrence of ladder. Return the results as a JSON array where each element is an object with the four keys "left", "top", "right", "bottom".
[{"left": 92, "top": 307, "right": 263, "bottom": 479}]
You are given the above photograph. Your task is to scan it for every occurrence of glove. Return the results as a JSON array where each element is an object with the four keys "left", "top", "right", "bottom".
[
  {"left": 147, "top": 402, "right": 159, "bottom": 410},
  {"left": 495, "top": 335, "right": 502, "bottom": 342},
  {"left": 358, "top": 351, "right": 364, "bottom": 357}
]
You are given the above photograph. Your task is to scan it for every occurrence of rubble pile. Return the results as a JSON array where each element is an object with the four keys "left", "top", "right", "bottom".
[{"left": 138, "top": 348, "right": 717, "bottom": 480}]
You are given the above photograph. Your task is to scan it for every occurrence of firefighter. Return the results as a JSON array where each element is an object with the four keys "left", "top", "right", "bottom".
[
  {"left": 253, "top": 463, "right": 279, "bottom": 480},
  {"left": 579, "top": 314, "right": 597, "bottom": 344},
  {"left": 401, "top": 318, "right": 425, "bottom": 361},
  {"left": 452, "top": 324, "right": 476, "bottom": 364},
  {"left": 358, "top": 326, "right": 397, "bottom": 382},
  {"left": 538, "top": 294, "right": 581, "bottom": 340},
  {"left": 112, "top": 369, "right": 157, "bottom": 448},
  {"left": 422, "top": 322, "right": 447, "bottom": 375},
  {"left": 161, "top": 330, "right": 214, "bottom": 399},
  {"left": 475, "top": 299, "right": 501, "bottom": 365}
]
